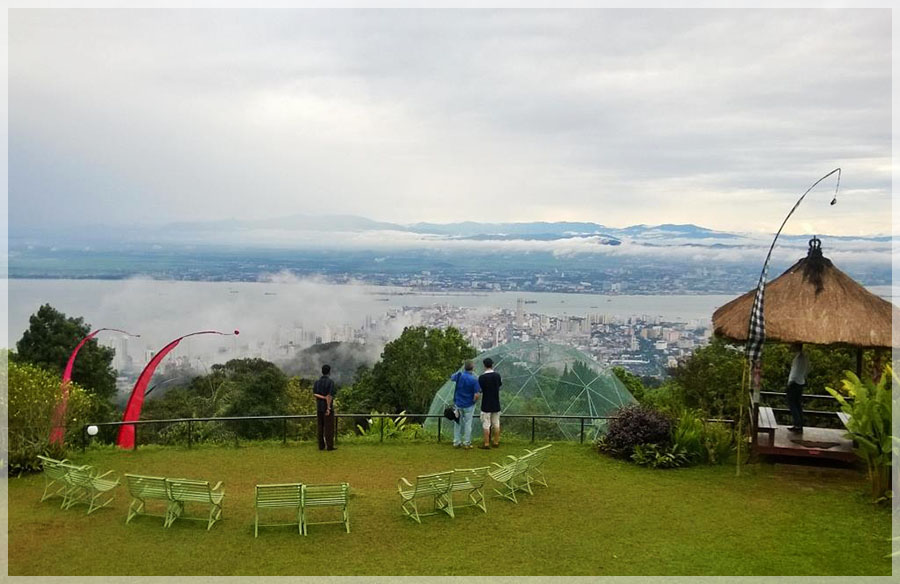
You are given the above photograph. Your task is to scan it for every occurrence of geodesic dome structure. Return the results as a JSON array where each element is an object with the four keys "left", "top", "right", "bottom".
[{"left": 425, "top": 340, "right": 636, "bottom": 441}]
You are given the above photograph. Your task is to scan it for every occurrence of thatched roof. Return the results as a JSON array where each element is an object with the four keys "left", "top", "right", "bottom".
[{"left": 713, "top": 241, "right": 899, "bottom": 348}]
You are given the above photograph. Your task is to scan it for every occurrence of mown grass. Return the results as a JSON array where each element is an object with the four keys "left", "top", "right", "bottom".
[{"left": 6, "top": 438, "right": 892, "bottom": 576}]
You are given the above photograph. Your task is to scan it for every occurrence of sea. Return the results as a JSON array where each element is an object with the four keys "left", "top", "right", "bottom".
[{"left": 3, "top": 278, "right": 895, "bottom": 353}]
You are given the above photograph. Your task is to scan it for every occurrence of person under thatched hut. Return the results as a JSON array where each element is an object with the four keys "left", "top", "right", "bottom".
[{"left": 786, "top": 342, "right": 809, "bottom": 433}]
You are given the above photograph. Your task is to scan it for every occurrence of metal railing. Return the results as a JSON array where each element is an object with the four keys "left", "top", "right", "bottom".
[{"left": 81, "top": 412, "right": 735, "bottom": 452}]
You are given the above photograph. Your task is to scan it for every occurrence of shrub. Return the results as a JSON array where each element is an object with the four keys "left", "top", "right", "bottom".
[
  {"left": 631, "top": 443, "right": 691, "bottom": 469},
  {"left": 671, "top": 408, "right": 705, "bottom": 463},
  {"left": 702, "top": 421, "right": 735, "bottom": 465},
  {"left": 7, "top": 359, "right": 95, "bottom": 475},
  {"left": 597, "top": 404, "right": 672, "bottom": 459},
  {"left": 354, "top": 412, "right": 423, "bottom": 441},
  {"left": 826, "top": 365, "right": 895, "bottom": 502}
]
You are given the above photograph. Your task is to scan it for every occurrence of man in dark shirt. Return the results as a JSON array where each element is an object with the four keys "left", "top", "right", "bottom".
[
  {"left": 313, "top": 364, "right": 336, "bottom": 451},
  {"left": 477, "top": 357, "right": 502, "bottom": 449}
]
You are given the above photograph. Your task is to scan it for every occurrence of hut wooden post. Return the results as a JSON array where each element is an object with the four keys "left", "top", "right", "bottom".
[{"left": 856, "top": 348, "right": 864, "bottom": 379}]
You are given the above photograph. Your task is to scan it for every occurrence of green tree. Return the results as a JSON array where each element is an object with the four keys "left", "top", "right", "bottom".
[
  {"left": 202, "top": 358, "right": 289, "bottom": 419},
  {"left": 669, "top": 339, "right": 745, "bottom": 419},
  {"left": 7, "top": 357, "right": 96, "bottom": 474},
  {"left": 15, "top": 304, "right": 117, "bottom": 403},
  {"left": 613, "top": 366, "right": 646, "bottom": 402},
  {"left": 358, "top": 326, "right": 475, "bottom": 414}
]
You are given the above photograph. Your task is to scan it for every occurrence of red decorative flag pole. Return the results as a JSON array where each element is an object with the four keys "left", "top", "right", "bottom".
[
  {"left": 50, "top": 328, "right": 140, "bottom": 446},
  {"left": 117, "top": 330, "right": 239, "bottom": 449}
]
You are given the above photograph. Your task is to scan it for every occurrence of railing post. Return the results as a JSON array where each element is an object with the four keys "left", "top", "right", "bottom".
[
  {"left": 133, "top": 424, "right": 138, "bottom": 451},
  {"left": 531, "top": 417, "right": 535, "bottom": 443},
  {"left": 380, "top": 416, "right": 384, "bottom": 442},
  {"left": 188, "top": 420, "right": 193, "bottom": 449},
  {"left": 283, "top": 418, "right": 287, "bottom": 445},
  {"left": 81, "top": 425, "right": 87, "bottom": 453},
  {"left": 437, "top": 416, "right": 441, "bottom": 442},
  {"left": 580, "top": 418, "right": 585, "bottom": 444}
]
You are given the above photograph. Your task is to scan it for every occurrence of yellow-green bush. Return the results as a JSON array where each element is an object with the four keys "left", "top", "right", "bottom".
[{"left": 8, "top": 359, "right": 95, "bottom": 475}]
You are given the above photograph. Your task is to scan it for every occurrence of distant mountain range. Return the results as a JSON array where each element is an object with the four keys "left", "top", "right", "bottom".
[{"left": 11, "top": 214, "right": 888, "bottom": 247}]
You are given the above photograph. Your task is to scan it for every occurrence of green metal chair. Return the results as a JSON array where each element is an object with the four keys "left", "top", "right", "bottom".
[
  {"left": 255, "top": 483, "right": 303, "bottom": 537},
  {"left": 63, "top": 466, "right": 120, "bottom": 514},
  {"left": 449, "top": 467, "right": 489, "bottom": 513},
  {"left": 397, "top": 470, "right": 453, "bottom": 523},
  {"left": 125, "top": 473, "right": 176, "bottom": 526},
  {"left": 519, "top": 444, "right": 552, "bottom": 488},
  {"left": 488, "top": 456, "right": 531, "bottom": 503},
  {"left": 301, "top": 483, "right": 350, "bottom": 535},
  {"left": 37, "top": 455, "right": 83, "bottom": 505},
  {"left": 166, "top": 478, "right": 225, "bottom": 530}
]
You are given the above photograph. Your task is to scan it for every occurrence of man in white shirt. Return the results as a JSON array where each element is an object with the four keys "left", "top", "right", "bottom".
[{"left": 786, "top": 342, "right": 809, "bottom": 433}]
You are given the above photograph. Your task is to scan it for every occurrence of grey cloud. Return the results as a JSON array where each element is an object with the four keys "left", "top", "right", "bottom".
[{"left": 8, "top": 9, "right": 891, "bottom": 234}]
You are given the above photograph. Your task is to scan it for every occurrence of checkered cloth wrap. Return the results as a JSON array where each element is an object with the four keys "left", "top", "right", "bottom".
[{"left": 745, "top": 272, "right": 767, "bottom": 364}]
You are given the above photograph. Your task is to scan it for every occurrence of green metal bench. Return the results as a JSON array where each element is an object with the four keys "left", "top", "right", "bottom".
[
  {"left": 37, "top": 455, "right": 85, "bottom": 505},
  {"left": 301, "top": 483, "right": 350, "bottom": 535},
  {"left": 167, "top": 478, "right": 225, "bottom": 530},
  {"left": 398, "top": 470, "right": 454, "bottom": 523},
  {"left": 254, "top": 483, "right": 303, "bottom": 537},
  {"left": 125, "top": 474, "right": 176, "bottom": 526},
  {"left": 488, "top": 456, "right": 531, "bottom": 503},
  {"left": 449, "top": 467, "right": 489, "bottom": 514},
  {"left": 63, "top": 466, "right": 120, "bottom": 514}
]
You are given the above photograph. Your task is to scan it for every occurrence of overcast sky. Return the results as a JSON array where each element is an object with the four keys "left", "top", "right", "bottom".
[{"left": 8, "top": 9, "right": 892, "bottom": 236}]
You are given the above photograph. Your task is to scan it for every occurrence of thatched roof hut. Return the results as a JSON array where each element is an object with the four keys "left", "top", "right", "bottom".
[{"left": 713, "top": 239, "right": 898, "bottom": 349}]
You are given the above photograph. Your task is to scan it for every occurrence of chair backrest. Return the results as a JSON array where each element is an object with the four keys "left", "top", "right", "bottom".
[
  {"left": 37, "top": 455, "right": 66, "bottom": 467},
  {"left": 167, "top": 479, "right": 216, "bottom": 503},
  {"left": 126, "top": 474, "right": 170, "bottom": 500},
  {"left": 527, "top": 444, "right": 552, "bottom": 467},
  {"left": 413, "top": 471, "right": 453, "bottom": 496},
  {"left": 450, "top": 467, "right": 489, "bottom": 491},
  {"left": 302, "top": 483, "right": 349, "bottom": 507},
  {"left": 256, "top": 483, "right": 302, "bottom": 508},
  {"left": 512, "top": 457, "right": 530, "bottom": 477},
  {"left": 66, "top": 466, "right": 95, "bottom": 488},
  {"left": 39, "top": 456, "right": 82, "bottom": 481}
]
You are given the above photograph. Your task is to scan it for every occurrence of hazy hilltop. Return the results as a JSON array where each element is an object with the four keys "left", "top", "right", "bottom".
[{"left": 277, "top": 342, "right": 376, "bottom": 386}]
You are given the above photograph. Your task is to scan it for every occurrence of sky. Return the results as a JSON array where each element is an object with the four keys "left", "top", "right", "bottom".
[{"left": 8, "top": 9, "right": 893, "bottom": 236}]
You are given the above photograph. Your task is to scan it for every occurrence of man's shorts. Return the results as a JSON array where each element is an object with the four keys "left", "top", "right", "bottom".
[{"left": 480, "top": 411, "right": 500, "bottom": 430}]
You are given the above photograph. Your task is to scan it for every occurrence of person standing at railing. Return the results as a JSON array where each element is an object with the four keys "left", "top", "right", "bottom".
[
  {"left": 478, "top": 357, "right": 502, "bottom": 449},
  {"left": 786, "top": 343, "right": 809, "bottom": 434},
  {"left": 313, "top": 364, "right": 337, "bottom": 451},
  {"left": 450, "top": 360, "right": 481, "bottom": 449}
]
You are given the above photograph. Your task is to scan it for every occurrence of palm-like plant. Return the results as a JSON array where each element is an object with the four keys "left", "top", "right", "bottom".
[{"left": 826, "top": 365, "right": 896, "bottom": 501}]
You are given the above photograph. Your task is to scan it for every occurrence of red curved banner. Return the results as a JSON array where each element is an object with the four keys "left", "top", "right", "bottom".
[
  {"left": 116, "top": 330, "right": 239, "bottom": 449},
  {"left": 50, "top": 328, "right": 139, "bottom": 446}
]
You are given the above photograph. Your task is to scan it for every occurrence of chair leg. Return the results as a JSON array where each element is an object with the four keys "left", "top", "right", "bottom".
[
  {"left": 208, "top": 503, "right": 222, "bottom": 530},
  {"left": 127, "top": 499, "right": 145, "bottom": 524}
]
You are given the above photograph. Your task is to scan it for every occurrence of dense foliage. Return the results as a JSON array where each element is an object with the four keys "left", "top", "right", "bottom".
[
  {"left": 7, "top": 358, "right": 95, "bottom": 474},
  {"left": 826, "top": 366, "right": 895, "bottom": 502}
]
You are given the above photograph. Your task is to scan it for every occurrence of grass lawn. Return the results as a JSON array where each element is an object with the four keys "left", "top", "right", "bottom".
[{"left": 6, "top": 438, "right": 892, "bottom": 576}]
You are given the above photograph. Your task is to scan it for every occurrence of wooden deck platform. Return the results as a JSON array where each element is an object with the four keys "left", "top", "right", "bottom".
[{"left": 754, "top": 424, "right": 857, "bottom": 463}]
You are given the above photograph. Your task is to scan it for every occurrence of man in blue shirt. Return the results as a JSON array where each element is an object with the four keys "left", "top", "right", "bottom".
[{"left": 450, "top": 360, "right": 481, "bottom": 449}]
